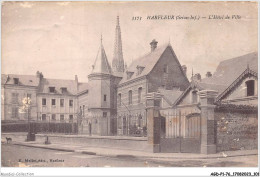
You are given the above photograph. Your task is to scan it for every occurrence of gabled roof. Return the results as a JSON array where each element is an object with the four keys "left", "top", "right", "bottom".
[
  {"left": 91, "top": 42, "right": 112, "bottom": 74},
  {"left": 173, "top": 52, "right": 258, "bottom": 106},
  {"left": 119, "top": 43, "right": 170, "bottom": 85},
  {"left": 38, "top": 78, "right": 78, "bottom": 95},
  {"left": 202, "top": 52, "right": 258, "bottom": 86},
  {"left": 216, "top": 68, "right": 258, "bottom": 102},
  {"left": 173, "top": 80, "right": 227, "bottom": 106},
  {"left": 158, "top": 88, "right": 183, "bottom": 105},
  {"left": 2, "top": 74, "right": 40, "bottom": 87}
]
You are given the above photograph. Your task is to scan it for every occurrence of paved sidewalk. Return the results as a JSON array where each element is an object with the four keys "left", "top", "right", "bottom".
[{"left": 7, "top": 140, "right": 258, "bottom": 160}]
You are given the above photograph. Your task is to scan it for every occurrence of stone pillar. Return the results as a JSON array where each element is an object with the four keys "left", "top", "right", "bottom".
[
  {"left": 146, "top": 92, "right": 162, "bottom": 153},
  {"left": 198, "top": 90, "right": 218, "bottom": 154}
]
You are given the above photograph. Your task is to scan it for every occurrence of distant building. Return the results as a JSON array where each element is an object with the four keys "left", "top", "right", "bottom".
[{"left": 1, "top": 74, "right": 39, "bottom": 122}]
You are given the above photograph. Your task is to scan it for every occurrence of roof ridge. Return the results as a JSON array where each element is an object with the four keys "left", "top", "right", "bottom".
[
  {"left": 44, "top": 78, "right": 76, "bottom": 82},
  {"left": 2, "top": 73, "right": 36, "bottom": 77},
  {"left": 219, "top": 52, "right": 258, "bottom": 64}
]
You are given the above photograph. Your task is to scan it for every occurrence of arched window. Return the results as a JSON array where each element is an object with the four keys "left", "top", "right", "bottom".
[
  {"left": 246, "top": 80, "right": 255, "bottom": 96},
  {"left": 192, "top": 90, "right": 198, "bottom": 103},
  {"left": 118, "top": 93, "right": 121, "bottom": 106},
  {"left": 138, "top": 87, "right": 142, "bottom": 103},
  {"left": 128, "top": 90, "right": 132, "bottom": 105}
]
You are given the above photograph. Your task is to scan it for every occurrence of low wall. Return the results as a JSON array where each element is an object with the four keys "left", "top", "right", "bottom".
[
  {"left": 215, "top": 111, "right": 258, "bottom": 152},
  {"left": 2, "top": 133, "right": 150, "bottom": 152}
]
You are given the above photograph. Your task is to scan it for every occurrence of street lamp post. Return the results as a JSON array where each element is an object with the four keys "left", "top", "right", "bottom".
[{"left": 25, "top": 94, "right": 35, "bottom": 141}]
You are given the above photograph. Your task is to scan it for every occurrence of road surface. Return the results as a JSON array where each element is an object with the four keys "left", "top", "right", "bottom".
[{"left": 1, "top": 143, "right": 258, "bottom": 167}]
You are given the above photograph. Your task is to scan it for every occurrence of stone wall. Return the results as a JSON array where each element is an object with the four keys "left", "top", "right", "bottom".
[{"left": 215, "top": 111, "right": 258, "bottom": 152}]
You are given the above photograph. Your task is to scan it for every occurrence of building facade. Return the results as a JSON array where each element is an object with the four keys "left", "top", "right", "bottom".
[{"left": 1, "top": 16, "right": 258, "bottom": 140}]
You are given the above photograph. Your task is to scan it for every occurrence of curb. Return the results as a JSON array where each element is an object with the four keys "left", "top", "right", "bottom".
[
  {"left": 13, "top": 142, "right": 74, "bottom": 152},
  {"left": 11, "top": 142, "right": 258, "bottom": 160}
]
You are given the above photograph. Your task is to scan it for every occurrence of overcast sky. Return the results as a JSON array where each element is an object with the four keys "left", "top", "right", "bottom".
[{"left": 1, "top": 1, "right": 258, "bottom": 82}]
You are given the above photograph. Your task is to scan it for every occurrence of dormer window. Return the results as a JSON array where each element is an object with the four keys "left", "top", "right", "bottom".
[
  {"left": 49, "top": 87, "right": 55, "bottom": 93},
  {"left": 192, "top": 90, "right": 198, "bottom": 103},
  {"left": 246, "top": 80, "right": 255, "bottom": 96},
  {"left": 61, "top": 87, "right": 67, "bottom": 94},
  {"left": 126, "top": 71, "right": 134, "bottom": 80},
  {"left": 136, "top": 65, "right": 145, "bottom": 75},
  {"left": 13, "top": 78, "right": 19, "bottom": 85}
]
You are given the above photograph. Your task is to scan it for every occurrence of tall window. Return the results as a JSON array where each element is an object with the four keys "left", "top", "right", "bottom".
[
  {"left": 128, "top": 90, "right": 132, "bottom": 105},
  {"left": 104, "top": 94, "right": 107, "bottom": 101},
  {"left": 52, "top": 99, "right": 56, "bottom": 106},
  {"left": 69, "top": 115, "right": 73, "bottom": 123},
  {"left": 12, "top": 93, "right": 19, "bottom": 103},
  {"left": 192, "top": 91, "right": 198, "bottom": 103},
  {"left": 163, "top": 64, "right": 168, "bottom": 73},
  {"left": 103, "top": 112, "right": 107, "bottom": 117},
  {"left": 138, "top": 114, "right": 142, "bottom": 127},
  {"left": 69, "top": 100, "right": 73, "bottom": 107},
  {"left": 138, "top": 87, "right": 142, "bottom": 103},
  {"left": 42, "top": 114, "right": 46, "bottom": 121},
  {"left": 246, "top": 80, "right": 255, "bottom": 96},
  {"left": 52, "top": 114, "right": 56, "bottom": 121},
  {"left": 12, "top": 107, "right": 19, "bottom": 118},
  {"left": 27, "top": 94, "right": 31, "bottom": 98},
  {"left": 42, "top": 98, "right": 46, "bottom": 106},
  {"left": 118, "top": 93, "right": 121, "bottom": 106},
  {"left": 60, "top": 115, "right": 64, "bottom": 122},
  {"left": 60, "top": 99, "right": 64, "bottom": 107}
]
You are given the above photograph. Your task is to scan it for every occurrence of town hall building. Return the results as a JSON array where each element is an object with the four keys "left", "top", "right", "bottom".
[{"left": 1, "top": 16, "right": 258, "bottom": 148}]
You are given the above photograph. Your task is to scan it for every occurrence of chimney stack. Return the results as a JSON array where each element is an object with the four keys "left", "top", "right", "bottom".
[
  {"left": 206, "top": 71, "right": 212, "bottom": 78},
  {"left": 36, "top": 71, "right": 43, "bottom": 79},
  {"left": 150, "top": 39, "right": 158, "bottom": 52},
  {"left": 182, "top": 65, "right": 187, "bottom": 75}
]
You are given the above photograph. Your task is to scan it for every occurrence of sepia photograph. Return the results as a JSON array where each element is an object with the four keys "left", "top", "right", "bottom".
[{"left": 0, "top": 1, "right": 259, "bottom": 176}]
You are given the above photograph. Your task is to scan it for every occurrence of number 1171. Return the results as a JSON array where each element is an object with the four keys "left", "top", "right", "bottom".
[{"left": 132, "top": 16, "right": 142, "bottom": 20}]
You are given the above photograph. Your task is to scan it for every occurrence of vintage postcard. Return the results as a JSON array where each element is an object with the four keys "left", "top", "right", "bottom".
[{"left": 1, "top": 1, "right": 259, "bottom": 176}]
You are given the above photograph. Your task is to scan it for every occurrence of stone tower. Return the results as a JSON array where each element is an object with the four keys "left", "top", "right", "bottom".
[
  {"left": 112, "top": 16, "right": 124, "bottom": 73},
  {"left": 88, "top": 36, "right": 114, "bottom": 136}
]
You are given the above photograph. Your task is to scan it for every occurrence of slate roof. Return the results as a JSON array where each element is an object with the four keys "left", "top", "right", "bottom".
[
  {"left": 91, "top": 42, "right": 112, "bottom": 74},
  {"left": 2, "top": 74, "right": 40, "bottom": 87},
  {"left": 173, "top": 80, "right": 227, "bottom": 106},
  {"left": 38, "top": 78, "right": 79, "bottom": 95},
  {"left": 202, "top": 52, "right": 258, "bottom": 86},
  {"left": 78, "top": 82, "right": 89, "bottom": 94},
  {"left": 173, "top": 52, "right": 258, "bottom": 106},
  {"left": 119, "top": 43, "right": 170, "bottom": 85},
  {"left": 216, "top": 68, "right": 258, "bottom": 102}
]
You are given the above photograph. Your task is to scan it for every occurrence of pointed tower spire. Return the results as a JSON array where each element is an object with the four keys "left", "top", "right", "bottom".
[
  {"left": 112, "top": 16, "right": 125, "bottom": 73},
  {"left": 91, "top": 36, "right": 112, "bottom": 74}
]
